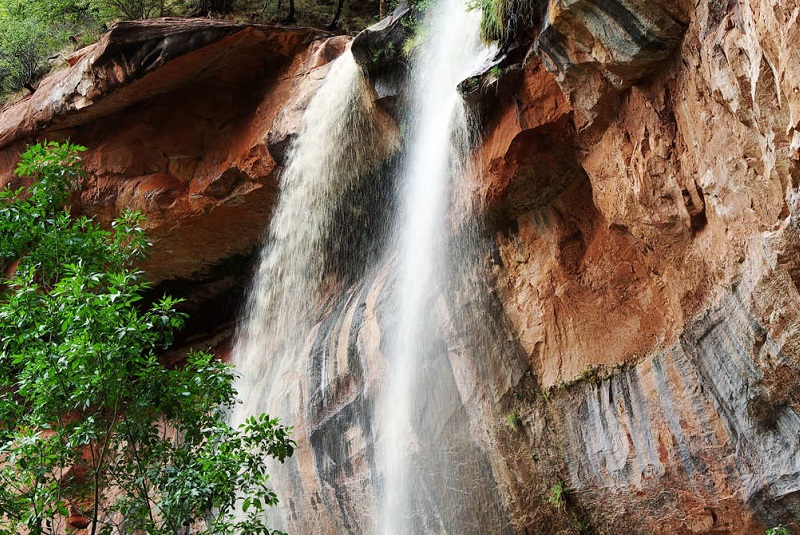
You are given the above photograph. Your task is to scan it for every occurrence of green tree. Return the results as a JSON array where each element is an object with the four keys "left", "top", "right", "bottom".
[
  {"left": 0, "top": 142, "right": 293, "bottom": 535},
  {"left": 95, "top": 0, "right": 166, "bottom": 19},
  {"left": 0, "top": 15, "right": 57, "bottom": 94},
  {"left": 0, "top": 0, "right": 103, "bottom": 97},
  {"left": 0, "top": 0, "right": 98, "bottom": 25}
]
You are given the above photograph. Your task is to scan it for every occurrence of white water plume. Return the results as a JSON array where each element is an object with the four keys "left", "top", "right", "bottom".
[{"left": 378, "top": 1, "right": 497, "bottom": 533}]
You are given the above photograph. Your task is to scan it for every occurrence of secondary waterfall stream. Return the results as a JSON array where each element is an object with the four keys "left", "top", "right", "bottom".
[
  {"left": 231, "top": 49, "right": 397, "bottom": 393},
  {"left": 230, "top": 1, "right": 502, "bottom": 533},
  {"left": 229, "top": 47, "right": 399, "bottom": 530}
]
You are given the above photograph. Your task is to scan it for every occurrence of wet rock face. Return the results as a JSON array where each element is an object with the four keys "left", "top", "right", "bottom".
[
  {"left": 267, "top": 262, "right": 516, "bottom": 535},
  {"left": 350, "top": 7, "right": 413, "bottom": 116},
  {"left": 351, "top": 5, "right": 412, "bottom": 76},
  {"left": 267, "top": 35, "right": 352, "bottom": 166}
]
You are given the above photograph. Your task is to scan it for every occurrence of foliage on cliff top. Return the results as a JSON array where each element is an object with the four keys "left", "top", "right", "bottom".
[
  {"left": 0, "top": 0, "right": 388, "bottom": 103},
  {"left": 468, "top": 0, "right": 537, "bottom": 45},
  {"left": 0, "top": 1, "right": 100, "bottom": 99},
  {"left": 0, "top": 142, "right": 293, "bottom": 535}
]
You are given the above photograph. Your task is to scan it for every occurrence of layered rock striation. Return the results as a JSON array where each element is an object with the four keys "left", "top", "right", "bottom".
[{"left": 473, "top": 0, "right": 800, "bottom": 531}]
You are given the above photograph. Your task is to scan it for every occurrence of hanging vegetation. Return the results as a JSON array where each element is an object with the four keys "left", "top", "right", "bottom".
[{"left": 469, "top": 0, "right": 537, "bottom": 45}]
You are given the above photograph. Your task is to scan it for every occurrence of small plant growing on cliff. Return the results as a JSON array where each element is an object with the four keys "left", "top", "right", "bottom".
[
  {"left": 766, "top": 526, "right": 791, "bottom": 535},
  {"left": 0, "top": 142, "right": 293, "bottom": 535},
  {"left": 467, "top": 0, "right": 535, "bottom": 44},
  {"left": 505, "top": 411, "right": 522, "bottom": 431},
  {"left": 546, "top": 481, "right": 567, "bottom": 510}
]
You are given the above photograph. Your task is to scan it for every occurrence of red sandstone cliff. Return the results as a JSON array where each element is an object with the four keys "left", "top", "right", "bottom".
[
  {"left": 1, "top": 1, "right": 799, "bottom": 532},
  {"left": 469, "top": 0, "right": 800, "bottom": 530}
]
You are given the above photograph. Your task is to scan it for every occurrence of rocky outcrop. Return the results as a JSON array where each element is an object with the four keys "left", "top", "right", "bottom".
[
  {"left": 351, "top": 5, "right": 411, "bottom": 75},
  {"left": 535, "top": 0, "right": 688, "bottom": 135},
  {"left": 350, "top": 5, "right": 412, "bottom": 114},
  {"left": 476, "top": 58, "right": 578, "bottom": 217},
  {"left": 473, "top": 0, "right": 800, "bottom": 530}
]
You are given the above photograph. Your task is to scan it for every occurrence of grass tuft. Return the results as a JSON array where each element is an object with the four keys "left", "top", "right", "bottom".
[{"left": 468, "top": 0, "right": 536, "bottom": 44}]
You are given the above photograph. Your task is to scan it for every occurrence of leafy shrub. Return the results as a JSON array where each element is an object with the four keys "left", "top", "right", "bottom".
[
  {"left": 0, "top": 15, "right": 58, "bottom": 94},
  {"left": 766, "top": 526, "right": 791, "bottom": 535},
  {"left": 0, "top": 0, "right": 105, "bottom": 98},
  {"left": 0, "top": 142, "right": 293, "bottom": 535},
  {"left": 95, "top": 0, "right": 166, "bottom": 19}
]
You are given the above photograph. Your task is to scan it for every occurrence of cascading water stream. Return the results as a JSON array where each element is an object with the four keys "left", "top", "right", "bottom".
[
  {"left": 230, "top": 3, "right": 502, "bottom": 533},
  {"left": 232, "top": 48, "right": 397, "bottom": 382},
  {"left": 229, "top": 47, "right": 398, "bottom": 528},
  {"left": 378, "top": 2, "right": 496, "bottom": 533}
]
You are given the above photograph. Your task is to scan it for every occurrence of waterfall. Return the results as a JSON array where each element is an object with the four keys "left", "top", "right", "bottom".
[
  {"left": 229, "top": 47, "right": 398, "bottom": 528},
  {"left": 378, "top": 1, "right": 497, "bottom": 534},
  {"left": 231, "top": 2, "right": 505, "bottom": 533},
  {"left": 231, "top": 48, "right": 396, "bottom": 422}
]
